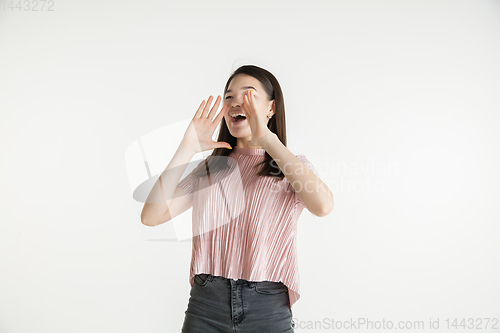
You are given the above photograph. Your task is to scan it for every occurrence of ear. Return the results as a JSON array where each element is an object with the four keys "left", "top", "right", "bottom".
[{"left": 269, "top": 100, "right": 276, "bottom": 116}]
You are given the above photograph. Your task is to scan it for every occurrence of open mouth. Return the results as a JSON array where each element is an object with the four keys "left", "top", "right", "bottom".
[{"left": 230, "top": 115, "right": 247, "bottom": 123}]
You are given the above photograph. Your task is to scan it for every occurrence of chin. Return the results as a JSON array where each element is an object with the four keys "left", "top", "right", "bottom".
[{"left": 228, "top": 130, "right": 251, "bottom": 138}]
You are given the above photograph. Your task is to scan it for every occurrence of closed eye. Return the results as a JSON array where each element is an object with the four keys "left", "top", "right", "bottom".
[{"left": 225, "top": 90, "right": 253, "bottom": 99}]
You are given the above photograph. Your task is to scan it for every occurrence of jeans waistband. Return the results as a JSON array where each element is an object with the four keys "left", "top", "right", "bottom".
[
  {"left": 206, "top": 274, "right": 254, "bottom": 287},
  {"left": 199, "top": 273, "right": 287, "bottom": 289}
]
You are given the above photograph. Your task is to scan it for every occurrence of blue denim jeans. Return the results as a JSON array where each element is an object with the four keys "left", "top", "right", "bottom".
[{"left": 181, "top": 273, "right": 295, "bottom": 332}]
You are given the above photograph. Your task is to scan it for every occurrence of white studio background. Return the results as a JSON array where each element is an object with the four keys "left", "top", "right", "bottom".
[{"left": 1, "top": 0, "right": 499, "bottom": 332}]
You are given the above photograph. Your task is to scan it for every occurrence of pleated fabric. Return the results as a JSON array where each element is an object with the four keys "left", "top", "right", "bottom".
[{"left": 177, "top": 145, "right": 317, "bottom": 312}]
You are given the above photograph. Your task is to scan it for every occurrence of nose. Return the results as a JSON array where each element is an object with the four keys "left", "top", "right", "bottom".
[
  {"left": 228, "top": 97, "right": 243, "bottom": 109},
  {"left": 224, "top": 103, "right": 239, "bottom": 116}
]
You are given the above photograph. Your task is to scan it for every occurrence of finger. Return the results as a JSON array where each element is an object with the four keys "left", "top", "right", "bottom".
[
  {"left": 196, "top": 96, "right": 211, "bottom": 118},
  {"left": 243, "top": 94, "right": 251, "bottom": 116},
  {"left": 213, "top": 101, "right": 229, "bottom": 125},
  {"left": 246, "top": 91, "right": 253, "bottom": 108},
  {"left": 206, "top": 95, "right": 221, "bottom": 120},
  {"left": 199, "top": 95, "right": 213, "bottom": 118},
  {"left": 195, "top": 99, "right": 206, "bottom": 119},
  {"left": 213, "top": 141, "right": 232, "bottom": 150}
]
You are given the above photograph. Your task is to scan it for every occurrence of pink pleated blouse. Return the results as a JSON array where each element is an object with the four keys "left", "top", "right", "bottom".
[{"left": 177, "top": 145, "right": 317, "bottom": 312}]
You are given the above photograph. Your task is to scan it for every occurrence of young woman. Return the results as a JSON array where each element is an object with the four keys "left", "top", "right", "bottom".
[{"left": 141, "top": 65, "right": 334, "bottom": 332}]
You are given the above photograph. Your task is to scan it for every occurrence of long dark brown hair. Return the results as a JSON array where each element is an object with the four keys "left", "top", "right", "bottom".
[{"left": 190, "top": 65, "right": 287, "bottom": 180}]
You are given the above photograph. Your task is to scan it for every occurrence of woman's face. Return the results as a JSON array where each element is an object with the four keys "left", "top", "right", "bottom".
[{"left": 223, "top": 74, "right": 275, "bottom": 141}]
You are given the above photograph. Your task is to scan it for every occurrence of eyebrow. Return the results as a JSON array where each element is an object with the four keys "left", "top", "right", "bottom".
[{"left": 225, "top": 86, "right": 257, "bottom": 94}]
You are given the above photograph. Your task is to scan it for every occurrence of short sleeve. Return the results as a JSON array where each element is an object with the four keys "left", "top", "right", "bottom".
[
  {"left": 177, "top": 159, "right": 205, "bottom": 202},
  {"left": 294, "top": 155, "right": 318, "bottom": 209}
]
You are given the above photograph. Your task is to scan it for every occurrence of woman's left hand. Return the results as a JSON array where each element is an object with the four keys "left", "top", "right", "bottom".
[{"left": 242, "top": 89, "right": 273, "bottom": 148}]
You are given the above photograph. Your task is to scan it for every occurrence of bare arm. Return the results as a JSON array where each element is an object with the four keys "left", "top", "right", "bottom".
[
  {"left": 260, "top": 133, "right": 334, "bottom": 217},
  {"left": 140, "top": 95, "right": 232, "bottom": 227},
  {"left": 140, "top": 143, "right": 196, "bottom": 226}
]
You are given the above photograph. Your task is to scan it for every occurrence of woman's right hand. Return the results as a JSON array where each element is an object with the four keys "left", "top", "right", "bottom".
[{"left": 181, "top": 95, "right": 232, "bottom": 154}]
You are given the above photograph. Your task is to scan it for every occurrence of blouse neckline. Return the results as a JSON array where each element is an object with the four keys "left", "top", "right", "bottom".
[{"left": 232, "top": 146, "right": 266, "bottom": 156}]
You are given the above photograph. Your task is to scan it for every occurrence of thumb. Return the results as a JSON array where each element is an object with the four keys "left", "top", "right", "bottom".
[{"left": 215, "top": 142, "right": 232, "bottom": 150}]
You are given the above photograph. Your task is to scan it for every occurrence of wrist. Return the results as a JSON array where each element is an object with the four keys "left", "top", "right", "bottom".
[
  {"left": 178, "top": 140, "right": 198, "bottom": 157},
  {"left": 258, "top": 131, "right": 277, "bottom": 150}
]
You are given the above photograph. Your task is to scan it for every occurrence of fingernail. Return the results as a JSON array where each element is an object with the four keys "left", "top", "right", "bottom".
[{"left": 227, "top": 146, "right": 232, "bottom": 149}]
